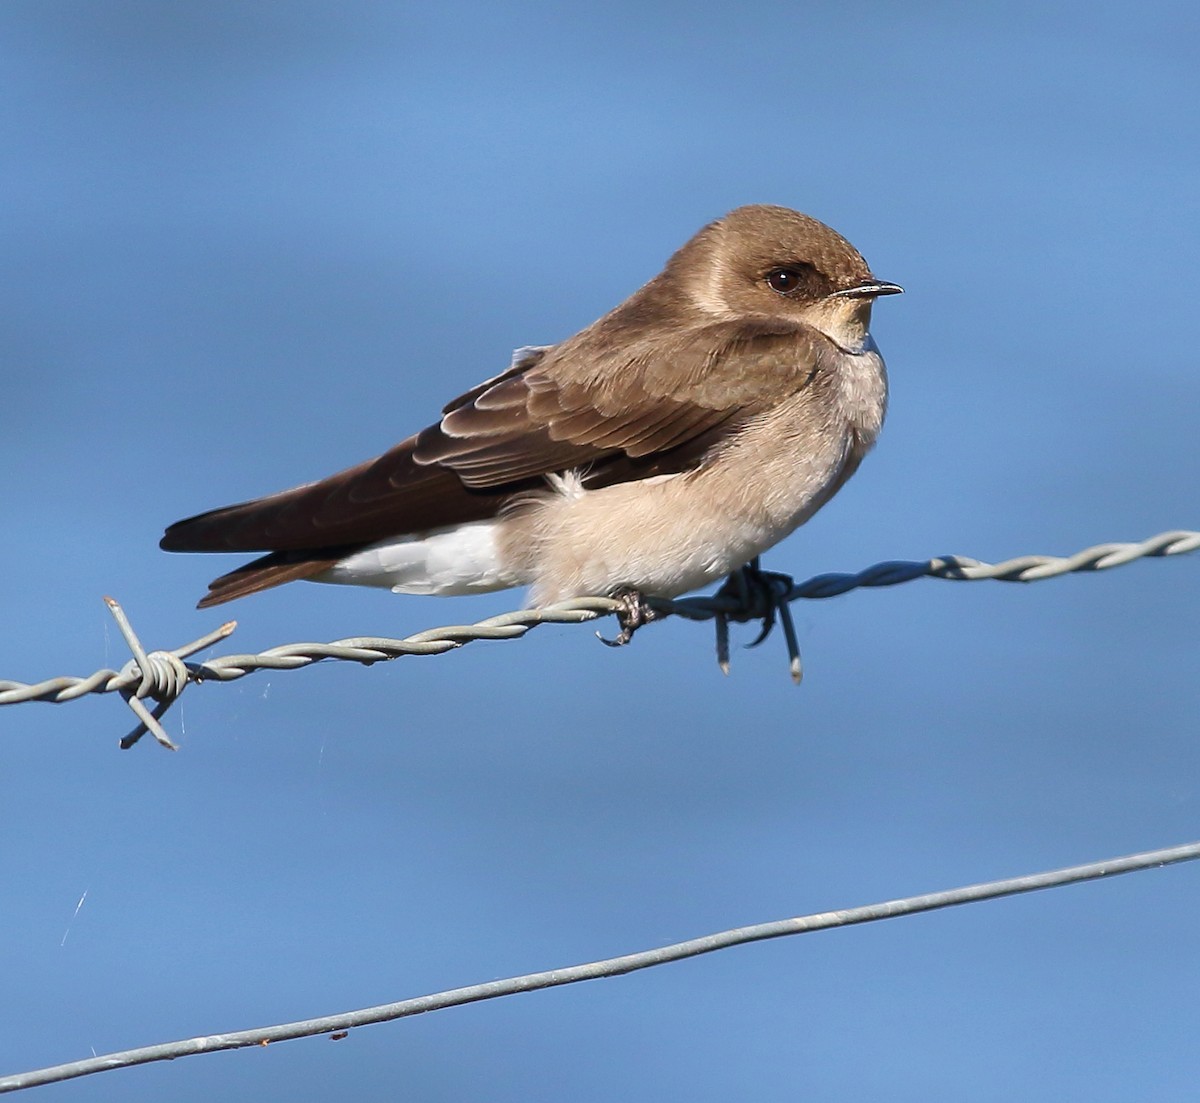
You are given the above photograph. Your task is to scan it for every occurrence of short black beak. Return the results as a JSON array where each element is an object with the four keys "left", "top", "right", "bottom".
[{"left": 833, "top": 279, "right": 904, "bottom": 299}]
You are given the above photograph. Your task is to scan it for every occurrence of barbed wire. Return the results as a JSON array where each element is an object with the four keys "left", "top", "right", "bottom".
[
  {"left": 1, "top": 837, "right": 1195, "bottom": 1094},
  {"left": 1, "top": 529, "right": 1196, "bottom": 749}
]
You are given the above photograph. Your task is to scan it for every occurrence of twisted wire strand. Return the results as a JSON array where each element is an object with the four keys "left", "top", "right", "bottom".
[
  {"left": 1, "top": 838, "right": 1196, "bottom": 1093},
  {"left": 1, "top": 530, "right": 1195, "bottom": 747}
]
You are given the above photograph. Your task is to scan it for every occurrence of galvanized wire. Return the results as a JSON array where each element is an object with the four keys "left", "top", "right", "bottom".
[
  {"left": 1, "top": 529, "right": 1196, "bottom": 748},
  {"left": 1, "top": 837, "right": 1196, "bottom": 1093}
]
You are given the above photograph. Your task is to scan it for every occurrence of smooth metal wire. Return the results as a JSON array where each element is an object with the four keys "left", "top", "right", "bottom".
[
  {"left": 1, "top": 529, "right": 1196, "bottom": 747},
  {"left": 1, "top": 838, "right": 1196, "bottom": 1093}
]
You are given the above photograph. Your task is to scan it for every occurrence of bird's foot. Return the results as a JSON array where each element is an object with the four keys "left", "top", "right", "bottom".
[
  {"left": 597, "top": 586, "right": 661, "bottom": 647},
  {"left": 713, "top": 559, "right": 803, "bottom": 682}
]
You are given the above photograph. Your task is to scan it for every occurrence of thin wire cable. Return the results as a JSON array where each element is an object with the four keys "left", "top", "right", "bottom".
[
  {"left": 1, "top": 529, "right": 1196, "bottom": 745},
  {"left": 1, "top": 838, "right": 1196, "bottom": 1094}
]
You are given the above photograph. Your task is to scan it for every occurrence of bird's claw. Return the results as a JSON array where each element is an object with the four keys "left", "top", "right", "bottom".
[
  {"left": 594, "top": 565, "right": 803, "bottom": 684},
  {"left": 597, "top": 587, "right": 660, "bottom": 647}
]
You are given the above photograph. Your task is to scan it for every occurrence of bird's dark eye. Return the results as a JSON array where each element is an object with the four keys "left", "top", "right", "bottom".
[{"left": 765, "top": 266, "right": 808, "bottom": 295}]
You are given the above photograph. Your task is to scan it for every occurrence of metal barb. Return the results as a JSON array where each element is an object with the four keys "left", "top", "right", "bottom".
[
  {"left": 101, "top": 597, "right": 236, "bottom": 750},
  {"left": 703, "top": 560, "right": 804, "bottom": 681},
  {"left": 715, "top": 613, "right": 731, "bottom": 675}
]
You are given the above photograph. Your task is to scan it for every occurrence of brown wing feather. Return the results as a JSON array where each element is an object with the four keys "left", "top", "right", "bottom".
[
  {"left": 195, "top": 552, "right": 343, "bottom": 608},
  {"left": 438, "top": 346, "right": 549, "bottom": 413},
  {"left": 160, "top": 440, "right": 529, "bottom": 553},
  {"left": 162, "top": 320, "right": 828, "bottom": 560},
  {"left": 414, "top": 319, "right": 828, "bottom": 484}
]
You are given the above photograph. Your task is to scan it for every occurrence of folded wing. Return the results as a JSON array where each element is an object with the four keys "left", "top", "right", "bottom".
[{"left": 161, "top": 321, "right": 829, "bottom": 605}]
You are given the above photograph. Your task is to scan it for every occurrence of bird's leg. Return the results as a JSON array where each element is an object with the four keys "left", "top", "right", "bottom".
[
  {"left": 598, "top": 586, "right": 661, "bottom": 647},
  {"left": 713, "top": 558, "right": 803, "bottom": 682}
]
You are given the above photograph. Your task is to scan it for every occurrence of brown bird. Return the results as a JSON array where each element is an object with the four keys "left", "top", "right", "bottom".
[{"left": 161, "top": 204, "right": 901, "bottom": 612}]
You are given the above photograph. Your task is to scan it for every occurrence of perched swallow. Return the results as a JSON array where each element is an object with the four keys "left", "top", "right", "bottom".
[{"left": 161, "top": 205, "right": 901, "bottom": 611}]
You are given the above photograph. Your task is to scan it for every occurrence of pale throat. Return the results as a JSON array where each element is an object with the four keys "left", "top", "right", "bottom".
[{"left": 798, "top": 298, "right": 874, "bottom": 353}]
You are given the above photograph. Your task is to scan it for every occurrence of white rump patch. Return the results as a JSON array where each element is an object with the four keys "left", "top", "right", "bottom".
[{"left": 315, "top": 521, "right": 521, "bottom": 596}]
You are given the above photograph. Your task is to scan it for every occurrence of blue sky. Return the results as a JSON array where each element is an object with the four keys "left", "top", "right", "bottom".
[{"left": 2, "top": 3, "right": 1198, "bottom": 1099}]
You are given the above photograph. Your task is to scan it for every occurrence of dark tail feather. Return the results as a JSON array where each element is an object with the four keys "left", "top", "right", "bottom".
[{"left": 197, "top": 553, "right": 340, "bottom": 608}]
